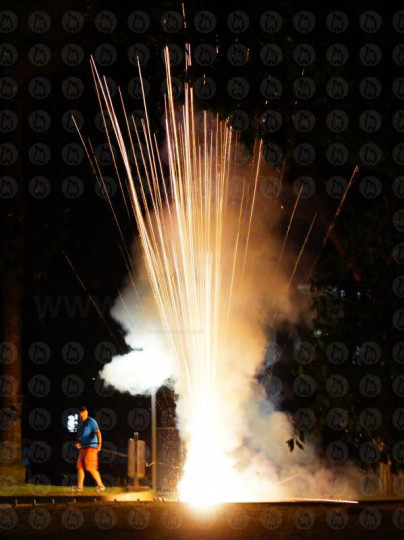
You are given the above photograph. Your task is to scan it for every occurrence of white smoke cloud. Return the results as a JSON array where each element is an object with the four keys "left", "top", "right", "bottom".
[
  {"left": 99, "top": 191, "right": 359, "bottom": 501},
  {"left": 99, "top": 269, "right": 177, "bottom": 393}
]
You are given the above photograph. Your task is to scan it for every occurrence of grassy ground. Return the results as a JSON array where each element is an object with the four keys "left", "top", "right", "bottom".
[
  {"left": 0, "top": 500, "right": 403, "bottom": 539},
  {"left": 0, "top": 484, "right": 127, "bottom": 497}
]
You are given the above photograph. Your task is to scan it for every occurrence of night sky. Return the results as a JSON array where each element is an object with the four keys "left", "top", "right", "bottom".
[{"left": 1, "top": 0, "right": 404, "bottom": 490}]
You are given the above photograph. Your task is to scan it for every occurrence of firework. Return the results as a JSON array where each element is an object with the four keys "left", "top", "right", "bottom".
[{"left": 84, "top": 48, "right": 324, "bottom": 505}]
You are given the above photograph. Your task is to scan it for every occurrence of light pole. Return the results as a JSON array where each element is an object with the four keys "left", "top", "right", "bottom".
[{"left": 151, "top": 389, "right": 157, "bottom": 491}]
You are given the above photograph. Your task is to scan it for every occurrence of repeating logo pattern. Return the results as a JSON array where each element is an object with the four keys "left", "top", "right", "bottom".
[{"left": 0, "top": 7, "right": 402, "bottom": 515}]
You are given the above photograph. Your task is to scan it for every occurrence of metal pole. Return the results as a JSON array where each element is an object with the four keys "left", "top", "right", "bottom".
[
  {"left": 151, "top": 390, "right": 157, "bottom": 490},
  {"left": 134, "top": 432, "right": 139, "bottom": 487}
]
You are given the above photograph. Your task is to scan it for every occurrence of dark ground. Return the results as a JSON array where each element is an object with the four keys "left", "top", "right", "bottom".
[{"left": 1, "top": 500, "right": 404, "bottom": 539}]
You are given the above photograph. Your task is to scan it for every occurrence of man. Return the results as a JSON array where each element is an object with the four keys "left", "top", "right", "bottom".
[{"left": 74, "top": 406, "right": 105, "bottom": 492}]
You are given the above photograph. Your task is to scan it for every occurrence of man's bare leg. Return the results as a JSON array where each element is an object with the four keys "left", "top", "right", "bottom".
[
  {"left": 87, "top": 468, "right": 104, "bottom": 487},
  {"left": 77, "top": 468, "right": 85, "bottom": 489}
]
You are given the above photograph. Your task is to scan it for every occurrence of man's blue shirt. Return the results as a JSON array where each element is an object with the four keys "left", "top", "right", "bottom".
[{"left": 77, "top": 417, "right": 99, "bottom": 447}]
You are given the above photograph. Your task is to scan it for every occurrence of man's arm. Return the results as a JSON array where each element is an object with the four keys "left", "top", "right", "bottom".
[
  {"left": 95, "top": 429, "right": 102, "bottom": 451},
  {"left": 75, "top": 426, "right": 82, "bottom": 449}
]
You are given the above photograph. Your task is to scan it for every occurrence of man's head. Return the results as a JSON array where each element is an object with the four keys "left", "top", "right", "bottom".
[{"left": 79, "top": 406, "right": 88, "bottom": 421}]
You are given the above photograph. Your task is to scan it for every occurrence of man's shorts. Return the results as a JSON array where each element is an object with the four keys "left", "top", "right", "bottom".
[{"left": 77, "top": 447, "right": 98, "bottom": 470}]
